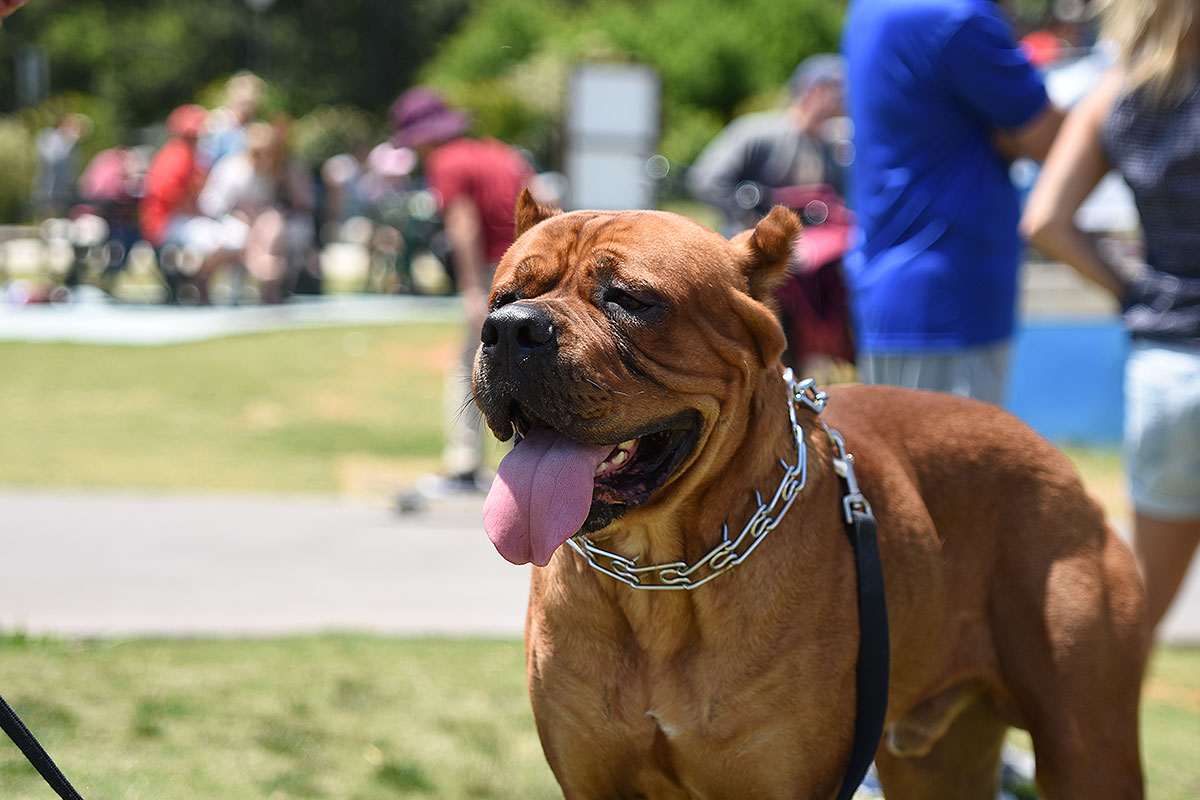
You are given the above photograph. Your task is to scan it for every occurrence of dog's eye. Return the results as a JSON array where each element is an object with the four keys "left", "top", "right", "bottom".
[{"left": 605, "top": 288, "right": 652, "bottom": 314}]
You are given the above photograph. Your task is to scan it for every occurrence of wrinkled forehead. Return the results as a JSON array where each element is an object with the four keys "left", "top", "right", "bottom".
[{"left": 495, "top": 210, "right": 740, "bottom": 297}]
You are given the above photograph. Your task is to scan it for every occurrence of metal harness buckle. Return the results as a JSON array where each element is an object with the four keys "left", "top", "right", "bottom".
[{"left": 826, "top": 426, "right": 873, "bottom": 524}]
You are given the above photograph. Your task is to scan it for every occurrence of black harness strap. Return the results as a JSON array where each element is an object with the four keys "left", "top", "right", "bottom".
[
  {"left": 834, "top": 505, "right": 890, "bottom": 800},
  {"left": 0, "top": 693, "right": 86, "bottom": 800}
]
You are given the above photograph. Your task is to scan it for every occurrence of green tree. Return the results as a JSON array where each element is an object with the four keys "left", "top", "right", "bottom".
[
  {"left": 0, "top": 0, "right": 469, "bottom": 137},
  {"left": 0, "top": 0, "right": 847, "bottom": 217},
  {"left": 419, "top": 0, "right": 844, "bottom": 168}
]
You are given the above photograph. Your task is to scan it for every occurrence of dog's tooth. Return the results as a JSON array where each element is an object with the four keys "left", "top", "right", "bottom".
[
  {"left": 620, "top": 439, "right": 636, "bottom": 452},
  {"left": 612, "top": 450, "right": 629, "bottom": 466}
]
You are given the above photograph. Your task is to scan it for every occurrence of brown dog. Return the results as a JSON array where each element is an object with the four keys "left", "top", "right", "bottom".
[{"left": 473, "top": 190, "right": 1149, "bottom": 799}]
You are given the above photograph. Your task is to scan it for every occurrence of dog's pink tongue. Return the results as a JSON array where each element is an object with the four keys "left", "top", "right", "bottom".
[{"left": 484, "top": 427, "right": 612, "bottom": 567}]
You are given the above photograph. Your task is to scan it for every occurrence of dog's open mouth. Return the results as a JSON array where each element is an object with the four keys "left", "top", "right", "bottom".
[
  {"left": 515, "top": 408, "right": 696, "bottom": 507},
  {"left": 482, "top": 407, "right": 698, "bottom": 567}
]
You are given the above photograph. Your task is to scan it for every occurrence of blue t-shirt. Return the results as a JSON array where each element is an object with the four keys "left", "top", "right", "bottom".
[{"left": 842, "top": 0, "right": 1048, "bottom": 351}]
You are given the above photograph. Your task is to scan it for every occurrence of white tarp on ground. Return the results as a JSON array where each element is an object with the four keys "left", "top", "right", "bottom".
[{"left": 0, "top": 293, "right": 460, "bottom": 346}]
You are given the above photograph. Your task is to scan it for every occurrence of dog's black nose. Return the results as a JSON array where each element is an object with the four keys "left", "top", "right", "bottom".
[{"left": 481, "top": 304, "right": 557, "bottom": 363}]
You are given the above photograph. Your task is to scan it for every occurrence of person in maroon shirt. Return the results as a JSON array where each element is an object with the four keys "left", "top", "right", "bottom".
[{"left": 391, "top": 87, "right": 536, "bottom": 501}]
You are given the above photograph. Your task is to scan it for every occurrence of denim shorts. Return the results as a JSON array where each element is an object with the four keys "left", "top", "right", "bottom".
[{"left": 1125, "top": 340, "right": 1200, "bottom": 519}]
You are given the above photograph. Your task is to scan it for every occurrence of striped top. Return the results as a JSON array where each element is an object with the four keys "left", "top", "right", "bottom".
[{"left": 1103, "top": 77, "right": 1200, "bottom": 344}]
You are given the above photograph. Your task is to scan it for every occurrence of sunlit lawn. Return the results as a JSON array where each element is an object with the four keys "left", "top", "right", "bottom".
[
  {"left": 0, "top": 635, "right": 559, "bottom": 800},
  {"left": 0, "top": 322, "right": 468, "bottom": 496},
  {"left": 0, "top": 635, "right": 1195, "bottom": 799}
]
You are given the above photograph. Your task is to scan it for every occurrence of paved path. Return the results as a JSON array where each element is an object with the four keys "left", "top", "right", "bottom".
[
  {"left": 2, "top": 487, "right": 1198, "bottom": 643},
  {"left": 0, "top": 488, "right": 529, "bottom": 638}
]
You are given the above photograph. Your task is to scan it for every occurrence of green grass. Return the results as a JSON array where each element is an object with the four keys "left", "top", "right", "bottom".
[
  {"left": 0, "top": 636, "right": 1195, "bottom": 799},
  {"left": 0, "top": 636, "right": 558, "bottom": 799},
  {"left": 1140, "top": 647, "right": 1200, "bottom": 798},
  {"left": 0, "top": 324, "right": 466, "bottom": 495}
]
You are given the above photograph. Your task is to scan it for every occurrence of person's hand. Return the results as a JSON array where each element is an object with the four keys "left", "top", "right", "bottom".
[{"left": 0, "top": 0, "right": 29, "bottom": 24}]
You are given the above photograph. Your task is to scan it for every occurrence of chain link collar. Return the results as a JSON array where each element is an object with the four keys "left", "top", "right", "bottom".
[{"left": 566, "top": 369, "right": 854, "bottom": 591}]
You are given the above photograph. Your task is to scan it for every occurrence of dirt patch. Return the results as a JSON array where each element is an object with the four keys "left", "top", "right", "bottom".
[{"left": 1144, "top": 679, "right": 1200, "bottom": 711}]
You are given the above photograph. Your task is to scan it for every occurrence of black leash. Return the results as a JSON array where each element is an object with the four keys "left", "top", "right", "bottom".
[
  {"left": 0, "top": 693, "right": 86, "bottom": 800},
  {"left": 834, "top": 503, "right": 890, "bottom": 800}
]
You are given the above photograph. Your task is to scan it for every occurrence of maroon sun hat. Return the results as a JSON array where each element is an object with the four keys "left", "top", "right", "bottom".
[{"left": 390, "top": 87, "right": 470, "bottom": 148}]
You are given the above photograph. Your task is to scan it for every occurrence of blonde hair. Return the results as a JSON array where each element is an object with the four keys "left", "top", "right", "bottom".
[
  {"left": 1097, "top": 0, "right": 1199, "bottom": 104},
  {"left": 223, "top": 70, "right": 267, "bottom": 109}
]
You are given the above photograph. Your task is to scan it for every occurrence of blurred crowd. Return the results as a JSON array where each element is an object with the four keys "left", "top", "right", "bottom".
[{"left": 15, "top": 70, "right": 504, "bottom": 306}]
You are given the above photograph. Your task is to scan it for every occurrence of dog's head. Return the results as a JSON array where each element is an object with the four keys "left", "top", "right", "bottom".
[{"left": 475, "top": 189, "right": 801, "bottom": 566}]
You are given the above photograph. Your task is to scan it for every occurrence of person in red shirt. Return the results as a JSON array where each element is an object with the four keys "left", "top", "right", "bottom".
[
  {"left": 391, "top": 87, "right": 537, "bottom": 500},
  {"left": 139, "top": 104, "right": 207, "bottom": 249},
  {"left": 140, "top": 104, "right": 247, "bottom": 303}
]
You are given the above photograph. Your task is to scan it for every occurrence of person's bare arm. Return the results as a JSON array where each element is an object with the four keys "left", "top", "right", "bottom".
[
  {"left": 443, "top": 196, "right": 489, "bottom": 334},
  {"left": 1019, "top": 69, "right": 1127, "bottom": 298},
  {"left": 992, "top": 101, "right": 1065, "bottom": 162}
]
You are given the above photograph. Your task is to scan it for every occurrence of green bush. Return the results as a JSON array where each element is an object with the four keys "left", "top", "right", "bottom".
[
  {"left": 420, "top": 0, "right": 845, "bottom": 169},
  {"left": 422, "top": 0, "right": 570, "bottom": 86},
  {"left": 0, "top": 0, "right": 846, "bottom": 208},
  {"left": 0, "top": 117, "right": 36, "bottom": 223},
  {"left": 658, "top": 104, "right": 726, "bottom": 175},
  {"left": 290, "top": 104, "right": 381, "bottom": 168}
]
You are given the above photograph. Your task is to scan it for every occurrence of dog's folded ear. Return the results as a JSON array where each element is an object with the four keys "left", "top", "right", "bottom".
[
  {"left": 730, "top": 205, "right": 802, "bottom": 301},
  {"left": 515, "top": 187, "right": 562, "bottom": 239}
]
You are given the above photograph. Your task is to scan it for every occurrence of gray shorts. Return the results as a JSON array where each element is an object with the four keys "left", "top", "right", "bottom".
[
  {"left": 1125, "top": 340, "right": 1200, "bottom": 519},
  {"left": 857, "top": 343, "right": 1011, "bottom": 405}
]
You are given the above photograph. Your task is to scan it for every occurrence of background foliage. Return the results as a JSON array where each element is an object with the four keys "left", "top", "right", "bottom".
[
  {"left": 0, "top": 0, "right": 842, "bottom": 178},
  {"left": 0, "top": 0, "right": 469, "bottom": 139},
  {"left": 418, "top": 0, "right": 844, "bottom": 168},
  {"left": 0, "top": 0, "right": 1062, "bottom": 220}
]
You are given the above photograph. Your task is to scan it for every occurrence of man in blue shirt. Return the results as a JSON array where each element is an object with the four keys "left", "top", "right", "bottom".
[{"left": 842, "top": 0, "right": 1063, "bottom": 403}]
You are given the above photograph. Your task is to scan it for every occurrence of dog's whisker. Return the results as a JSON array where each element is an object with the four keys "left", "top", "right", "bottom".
[
  {"left": 584, "top": 376, "right": 630, "bottom": 397},
  {"left": 454, "top": 394, "right": 483, "bottom": 424}
]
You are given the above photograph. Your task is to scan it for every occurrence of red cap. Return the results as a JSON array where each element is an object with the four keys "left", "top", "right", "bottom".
[{"left": 165, "top": 104, "right": 209, "bottom": 139}]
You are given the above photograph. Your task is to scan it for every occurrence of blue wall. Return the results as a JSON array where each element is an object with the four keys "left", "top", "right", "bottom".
[{"left": 1004, "top": 318, "right": 1127, "bottom": 446}]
